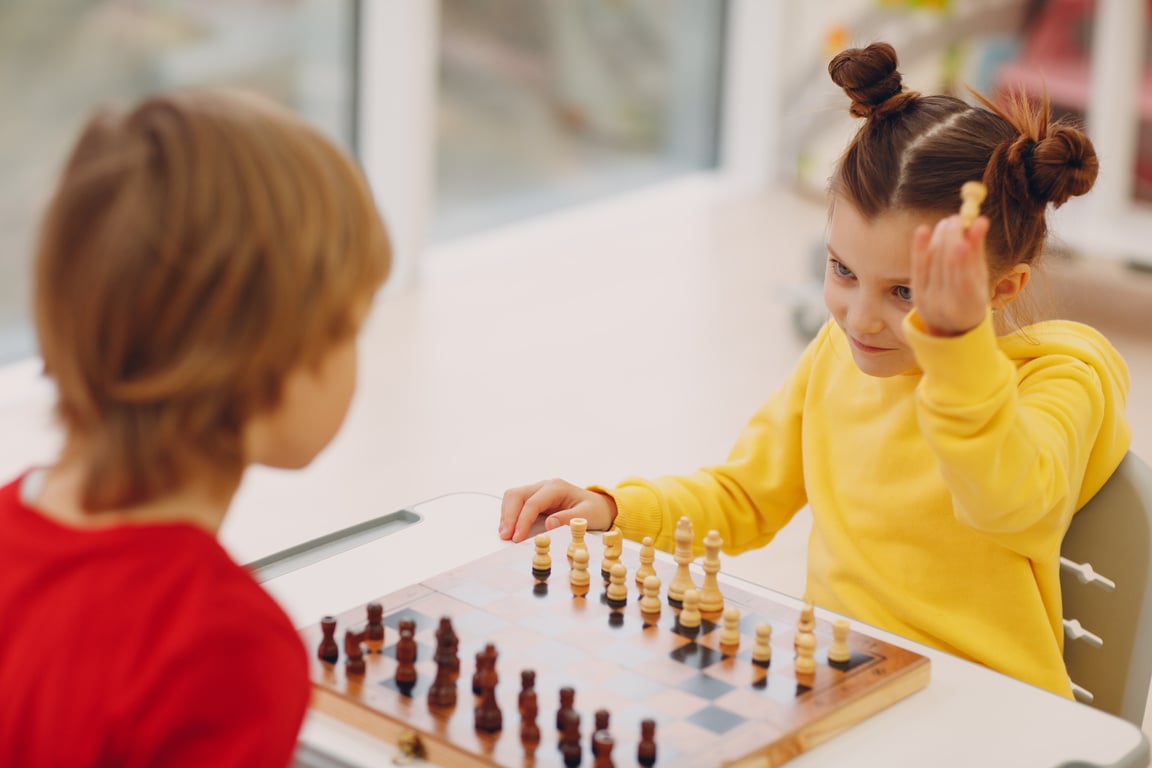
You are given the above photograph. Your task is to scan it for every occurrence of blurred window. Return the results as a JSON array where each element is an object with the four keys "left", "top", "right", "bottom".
[
  {"left": 435, "top": 0, "right": 727, "bottom": 239},
  {"left": 0, "top": 0, "right": 356, "bottom": 364}
]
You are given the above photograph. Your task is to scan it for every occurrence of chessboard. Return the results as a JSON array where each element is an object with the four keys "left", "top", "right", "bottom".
[{"left": 300, "top": 520, "right": 930, "bottom": 767}]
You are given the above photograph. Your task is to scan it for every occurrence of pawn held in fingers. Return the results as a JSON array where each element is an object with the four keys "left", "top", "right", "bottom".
[
  {"left": 498, "top": 478, "right": 617, "bottom": 543},
  {"left": 910, "top": 215, "right": 991, "bottom": 337}
]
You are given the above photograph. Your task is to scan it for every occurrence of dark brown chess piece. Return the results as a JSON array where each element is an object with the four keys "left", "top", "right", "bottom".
[
  {"left": 317, "top": 616, "right": 339, "bottom": 664},
  {"left": 394, "top": 620, "right": 417, "bottom": 695},
  {"left": 344, "top": 629, "right": 365, "bottom": 677},
  {"left": 637, "top": 718, "right": 657, "bottom": 767}
]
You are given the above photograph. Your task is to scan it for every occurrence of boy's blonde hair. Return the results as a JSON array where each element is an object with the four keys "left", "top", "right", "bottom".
[{"left": 34, "top": 89, "right": 391, "bottom": 510}]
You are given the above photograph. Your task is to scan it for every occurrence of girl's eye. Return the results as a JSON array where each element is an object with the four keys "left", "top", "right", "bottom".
[
  {"left": 830, "top": 259, "right": 854, "bottom": 278},
  {"left": 894, "top": 285, "right": 913, "bottom": 301}
]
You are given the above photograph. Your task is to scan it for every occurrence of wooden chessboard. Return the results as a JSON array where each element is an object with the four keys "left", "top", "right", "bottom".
[{"left": 300, "top": 524, "right": 930, "bottom": 767}]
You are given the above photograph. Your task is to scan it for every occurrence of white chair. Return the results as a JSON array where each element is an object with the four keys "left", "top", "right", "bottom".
[{"left": 1060, "top": 451, "right": 1152, "bottom": 725}]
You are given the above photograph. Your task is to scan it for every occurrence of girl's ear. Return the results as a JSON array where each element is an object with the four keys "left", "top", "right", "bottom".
[{"left": 990, "top": 263, "right": 1031, "bottom": 310}]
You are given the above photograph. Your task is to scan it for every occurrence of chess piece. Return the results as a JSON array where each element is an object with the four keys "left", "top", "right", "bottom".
[
  {"left": 568, "top": 517, "right": 589, "bottom": 565},
  {"left": 520, "top": 686, "right": 540, "bottom": 746},
  {"left": 639, "top": 574, "right": 662, "bottom": 615},
  {"left": 317, "top": 616, "right": 339, "bottom": 663},
  {"left": 532, "top": 533, "right": 552, "bottom": 579},
  {"left": 960, "top": 180, "right": 987, "bottom": 229},
  {"left": 606, "top": 562, "right": 628, "bottom": 608},
  {"left": 556, "top": 686, "right": 576, "bottom": 730},
  {"left": 600, "top": 528, "right": 623, "bottom": 582},
  {"left": 637, "top": 718, "right": 657, "bottom": 767},
  {"left": 678, "top": 588, "right": 702, "bottom": 630},
  {"left": 795, "top": 600, "right": 815, "bottom": 650},
  {"left": 428, "top": 619, "right": 458, "bottom": 708},
  {"left": 752, "top": 623, "right": 772, "bottom": 667},
  {"left": 365, "top": 602, "right": 384, "bottom": 651},
  {"left": 394, "top": 620, "right": 417, "bottom": 694},
  {"left": 828, "top": 618, "right": 852, "bottom": 664},
  {"left": 635, "top": 535, "right": 656, "bottom": 588},
  {"left": 472, "top": 643, "right": 498, "bottom": 695},
  {"left": 571, "top": 548, "right": 591, "bottom": 594},
  {"left": 592, "top": 729, "right": 615, "bottom": 768},
  {"left": 719, "top": 606, "right": 741, "bottom": 648},
  {"left": 474, "top": 653, "right": 502, "bottom": 733},
  {"left": 591, "top": 709, "right": 610, "bottom": 753},
  {"left": 559, "top": 709, "right": 581, "bottom": 767},
  {"left": 698, "top": 529, "right": 724, "bottom": 613},
  {"left": 344, "top": 628, "right": 365, "bottom": 676},
  {"left": 668, "top": 516, "right": 697, "bottom": 605},
  {"left": 436, "top": 616, "right": 460, "bottom": 681},
  {"left": 795, "top": 630, "right": 817, "bottom": 675},
  {"left": 519, "top": 669, "right": 537, "bottom": 715}
]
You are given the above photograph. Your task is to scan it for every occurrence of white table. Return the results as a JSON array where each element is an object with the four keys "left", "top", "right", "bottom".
[{"left": 256, "top": 492, "right": 1151, "bottom": 768}]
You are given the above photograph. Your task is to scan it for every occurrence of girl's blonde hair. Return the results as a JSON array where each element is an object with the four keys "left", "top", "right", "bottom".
[{"left": 34, "top": 88, "right": 391, "bottom": 510}]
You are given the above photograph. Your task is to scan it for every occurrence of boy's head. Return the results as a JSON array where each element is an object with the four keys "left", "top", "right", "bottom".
[{"left": 34, "top": 88, "right": 391, "bottom": 511}]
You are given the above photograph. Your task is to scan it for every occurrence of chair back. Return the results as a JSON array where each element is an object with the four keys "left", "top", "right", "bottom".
[{"left": 1061, "top": 451, "right": 1152, "bottom": 725}]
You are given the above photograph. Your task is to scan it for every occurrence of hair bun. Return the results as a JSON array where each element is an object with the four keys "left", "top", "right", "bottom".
[
  {"left": 1028, "top": 125, "right": 1099, "bottom": 207},
  {"left": 829, "top": 42, "right": 916, "bottom": 119}
]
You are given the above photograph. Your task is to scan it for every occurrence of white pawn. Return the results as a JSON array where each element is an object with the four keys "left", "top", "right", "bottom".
[
  {"left": 719, "top": 606, "right": 741, "bottom": 648},
  {"left": 795, "top": 600, "right": 815, "bottom": 650},
  {"left": 639, "top": 574, "right": 662, "bottom": 615},
  {"left": 568, "top": 518, "right": 589, "bottom": 565},
  {"left": 679, "top": 588, "right": 702, "bottom": 630},
  {"left": 960, "top": 180, "right": 987, "bottom": 229},
  {"left": 606, "top": 562, "right": 628, "bottom": 607},
  {"left": 532, "top": 533, "right": 551, "bottom": 577},
  {"left": 601, "top": 528, "right": 623, "bottom": 580},
  {"left": 828, "top": 619, "right": 851, "bottom": 664},
  {"left": 698, "top": 529, "right": 724, "bottom": 613},
  {"left": 634, "top": 536, "right": 656, "bottom": 589},
  {"left": 752, "top": 623, "right": 772, "bottom": 666},
  {"left": 570, "top": 548, "right": 590, "bottom": 591},
  {"left": 668, "top": 516, "right": 697, "bottom": 604},
  {"left": 795, "top": 631, "right": 817, "bottom": 675}
]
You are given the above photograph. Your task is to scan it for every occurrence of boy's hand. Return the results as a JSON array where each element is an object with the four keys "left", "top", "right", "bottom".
[
  {"left": 910, "top": 214, "right": 991, "bottom": 336},
  {"left": 499, "top": 479, "right": 617, "bottom": 543}
]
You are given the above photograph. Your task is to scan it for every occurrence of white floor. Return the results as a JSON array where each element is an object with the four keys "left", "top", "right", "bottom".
[{"left": 1, "top": 176, "right": 1150, "bottom": 739}]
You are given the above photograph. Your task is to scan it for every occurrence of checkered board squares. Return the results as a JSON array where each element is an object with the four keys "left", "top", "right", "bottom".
[{"left": 301, "top": 525, "right": 930, "bottom": 767}]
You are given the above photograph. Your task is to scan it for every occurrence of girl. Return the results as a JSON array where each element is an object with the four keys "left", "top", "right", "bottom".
[{"left": 498, "top": 42, "right": 1130, "bottom": 698}]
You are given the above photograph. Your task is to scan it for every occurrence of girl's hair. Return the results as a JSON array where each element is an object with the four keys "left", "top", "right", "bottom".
[
  {"left": 34, "top": 88, "right": 392, "bottom": 510},
  {"left": 827, "top": 42, "right": 1098, "bottom": 277}
]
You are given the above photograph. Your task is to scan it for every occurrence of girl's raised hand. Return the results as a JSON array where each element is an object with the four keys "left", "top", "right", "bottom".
[
  {"left": 909, "top": 214, "right": 992, "bottom": 336},
  {"left": 499, "top": 479, "right": 617, "bottom": 543}
]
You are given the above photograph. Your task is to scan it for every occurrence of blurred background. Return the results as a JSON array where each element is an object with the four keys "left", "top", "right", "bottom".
[{"left": 1, "top": 0, "right": 1149, "bottom": 364}]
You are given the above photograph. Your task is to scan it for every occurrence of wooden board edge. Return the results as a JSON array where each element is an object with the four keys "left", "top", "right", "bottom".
[{"left": 728, "top": 656, "right": 932, "bottom": 768}]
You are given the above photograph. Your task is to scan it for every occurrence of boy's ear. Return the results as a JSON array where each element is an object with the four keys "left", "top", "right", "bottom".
[{"left": 990, "top": 263, "right": 1031, "bottom": 310}]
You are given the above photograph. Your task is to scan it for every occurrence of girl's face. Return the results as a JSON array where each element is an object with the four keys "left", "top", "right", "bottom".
[{"left": 823, "top": 200, "right": 935, "bottom": 378}]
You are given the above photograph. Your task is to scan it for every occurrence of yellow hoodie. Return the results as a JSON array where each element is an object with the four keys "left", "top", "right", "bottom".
[{"left": 602, "top": 310, "right": 1130, "bottom": 697}]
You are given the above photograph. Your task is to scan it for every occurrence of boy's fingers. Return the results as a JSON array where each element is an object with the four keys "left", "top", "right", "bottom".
[{"left": 512, "top": 479, "right": 576, "bottom": 543}]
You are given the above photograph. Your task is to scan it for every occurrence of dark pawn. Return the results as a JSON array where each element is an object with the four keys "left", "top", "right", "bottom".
[
  {"left": 591, "top": 709, "right": 610, "bottom": 752},
  {"left": 519, "top": 688, "right": 540, "bottom": 747},
  {"left": 344, "top": 629, "right": 365, "bottom": 677},
  {"left": 472, "top": 643, "right": 498, "bottom": 695},
  {"left": 556, "top": 686, "right": 576, "bottom": 730},
  {"left": 394, "top": 620, "right": 417, "bottom": 694},
  {"left": 365, "top": 602, "right": 384, "bottom": 644},
  {"left": 638, "top": 718, "right": 657, "bottom": 767},
  {"left": 518, "top": 669, "right": 536, "bottom": 715},
  {"left": 317, "top": 616, "right": 339, "bottom": 664},
  {"left": 436, "top": 617, "right": 460, "bottom": 681},
  {"left": 473, "top": 657, "right": 502, "bottom": 733},
  {"left": 558, "top": 709, "right": 581, "bottom": 766},
  {"left": 593, "top": 729, "right": 615, "bottom": 768}
]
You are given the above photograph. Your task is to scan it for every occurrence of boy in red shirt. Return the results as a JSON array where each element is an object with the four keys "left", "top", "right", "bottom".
[{"left": 0, "top": 88, "right": 391, "bottom": 766}]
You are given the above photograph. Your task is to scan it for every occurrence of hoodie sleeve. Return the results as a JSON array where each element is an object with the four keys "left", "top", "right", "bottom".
[{"left": 904, "top": 308, "right": 1131, "bottom": 559}]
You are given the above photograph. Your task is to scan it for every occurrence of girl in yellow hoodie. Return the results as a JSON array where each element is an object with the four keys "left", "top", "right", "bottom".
[{"left": 498, "top": 42, "right": 1131, "bottom": 698}]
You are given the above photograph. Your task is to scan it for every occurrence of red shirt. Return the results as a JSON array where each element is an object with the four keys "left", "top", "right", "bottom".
[{"left": 0, "top": 474, "right": 309, "bottom": 767}]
